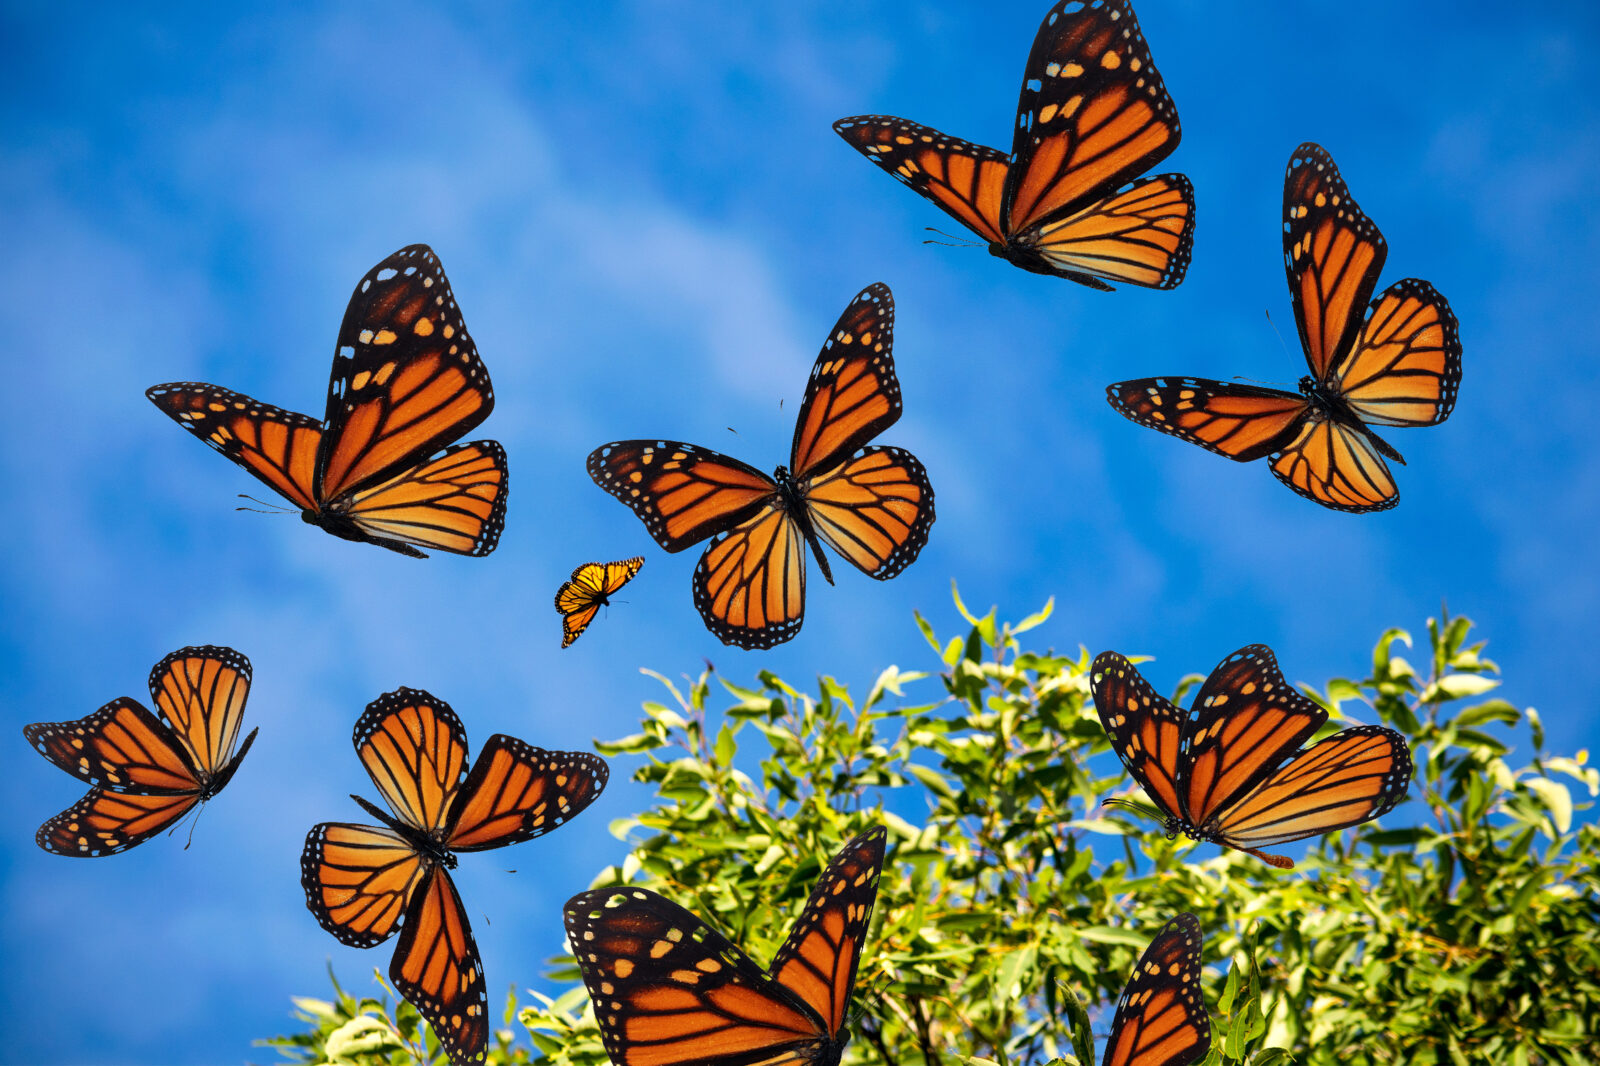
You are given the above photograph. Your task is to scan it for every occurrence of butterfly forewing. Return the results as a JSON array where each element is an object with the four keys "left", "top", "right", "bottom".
[
  {"left": 1332, "top": 278, "right": 1462, "bottom": 428},
  {"left": 801, "top": 446, "right": 935, "bottom": 580},
  {"left": 148, "top": 645, "right": 253, "bottom": 779},
  {"left": 1105, "top": 378, "right": 1308, "bottom": 463},
  {"left": 1003, "top": 0, "right": 1183, "bottom": 235},
  {"left": 300, "top": 821, "right": 428, "bottom": 947},
  {"left": 588, "top": 441, "right": 778, "bottom": 553},
  {"left": 789, "top": 284, "right": 901, "bottom": 479},
  {"left": 24, "top": 698, "right": 199, "bottom": 794},
  {"left": 446, "top": 739, "right": 608, "bottom": 851},
  {"left": 1210, "top": 725, "right": 1412, "bottom": 850},
  {"left": 1268, "top": 417, "right": 1399, "bottom": 513},
  {"left": 1090, "top": 651, "right": 1188, "bottom": 823},
  {"left": 1283, "top": 143, "right": 1388, "bottom": 382},
  {"left": 391, "top": 865, "right": 488, "bottom": 1066},
  {"left": 767, "top": 827, "right": 887, "bottom": 1036},
  {"left": 337, "top": 439, "right": 509, "bottom": 556},
  {"left": 692, "top": 500, "right": 809, "bottom": 650},
  {"left": 1101, "top": 913, "right": 1211, "bottom": 1066},
  {"left": 36, "top": 789, "right": 204, "bottom": 857},
  {"left": 1178, "top": 645, "right": 1327, "bottom": 828},
  {"left": 355, "top": 689, "right": 472, "bottom": 836},
  {"left": 146, "top": 382, "right": 323, "bottom": 512},
  {"left": 833, "top": 116, "right": 1011, "bottom": 245},
  {"left": 317, "top": 245, "right": 493, "bottom": 501}
]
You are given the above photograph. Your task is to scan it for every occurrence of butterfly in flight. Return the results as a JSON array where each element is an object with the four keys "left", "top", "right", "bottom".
[
  {"left": 565, "top": 825, "right": 886, "bottom": 1066},
  {"left": 148, "top": 244, "right": 508, "bottom": 556},
  {"left": 555, "top": 557, "right": 644, "bottom": 648},
  {"left": 1090, "top": 644, "right": 1412, "bottom": 868},
  {"left": 835, "top": 0, "right": 1193, "bottom": 291},
  {"left": 23, "top": 646, "right": 258, "bottom": 857},
  {"left": 300, "top": 689, "right": 608, "bottom": 1065},
  {"left": 1096, "top": 913, "right": 1211, "bottom": 1066},
  {"left": 1107, "top": 143, "right": 1462, "bottom": 511},
  {"left": 587, "top": 284, "right": 935, "bottom": 649}
]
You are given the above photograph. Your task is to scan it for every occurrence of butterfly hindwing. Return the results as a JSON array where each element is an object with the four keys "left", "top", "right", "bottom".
[
  {"left": 147, "top": 645, "right": 253, "bottom": 779},
  {"left": 1267, "top": 416, "right": 1399, "bottom": 513},
  {"left": 692, "top": 500, "right": 810, "bottom": 650},
  {"left": 36, "top": 789, "right": 204, "bottom": 858},
  {"left": 1019, "top": 172, "right": 1194, "bottom": 290},
  {"left": 146, "top": 382, "right": 323, "bottom": 512},
  {"left": 1330, "top": 277, "right": 1462, "bottom": 429},
  {"left": 801, "top": 446, "right": 935, "bottom": 580},
  {"left": 317, "top": 245, "right": 493, "bottom": 501},
  {"left": 1090, "top": 651, "right": 1188, "bottom": 823},
  {"left": 832, "top": 115, "right": 1011, "bottom": 245},
  {"left": 446, "top": 738, "right": 609, "bottom": 851},
  {"left": 300, "top": 821, "right": 428, "bottom": 947},
  {"left": 1101, "top": 913, "right": 1211, "bottom": 1066},
  {"left": 334, "top": 439, "right": 509, "bottom": 557}
]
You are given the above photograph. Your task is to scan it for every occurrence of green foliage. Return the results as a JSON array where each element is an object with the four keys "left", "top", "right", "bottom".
[{"left": 267, "top": 595, "right": 1600, "bottom": 1065}]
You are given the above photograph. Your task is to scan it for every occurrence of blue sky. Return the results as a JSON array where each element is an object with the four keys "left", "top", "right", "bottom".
[{"left": 3, "top": 2, "right": 1598, "bottom": 1062}]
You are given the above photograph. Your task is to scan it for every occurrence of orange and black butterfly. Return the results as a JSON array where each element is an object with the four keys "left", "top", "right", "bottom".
[
  {"left": 1107, "top": 143, "right": 1462, "bottom": 511},
  {"left": 23, "top": 646, "right": 258, "bottom": 857},
  {"left": 835, "top": 0, "right": 1193, "bottom": 291},
  {"left": 587, "top": 284, "right": 934, "bottom": 649},
  {"left": 1098, "top": 913, "right": 1211, "bottom": 1066},
  {"left": 148, "top": 244, "right": 508, "bottom": 556},
  {"left": 555, "top": 557, "right": 644, "bottom": 648},
  {"left": 565, "top": 825, "right": 886, "bottom": 1066},
  {"left": 300, "top": 689, "right": 607, "bottom": 1066},
  {"left": 1090, "top": 644, "right": 1412, "bottom": 869}
]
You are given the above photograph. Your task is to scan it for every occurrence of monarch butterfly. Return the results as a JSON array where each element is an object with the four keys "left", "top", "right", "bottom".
[
  {"left": 564, "top": 825, "right": 886, "bottom": 1066},
  {"left": 1106, "top": 143, "right": 1462, "bottom": 511},
  {"left": 1099, "top": 913, "right": 1211, "bottom": 1066},
  {"left": 834, "top": 0, "right": 1193, "bottom": 291},
  {"left": 1090, "top": 644, "right": 1412, "bottom": 868},
  {"left": 23, "top": 646, "right": 258, "bottom": 857},
  {"left": 587, "top": 284, "right": 934, "bottom": 649},
  {"left": 148, "top": 244, "right": 508, "bottom": 556},
  {"left": 555, "top": 557, "right": 645, "bottom": 648},
  {"left": 300, "top": 688, "right": 608, "bottom": 1066}
]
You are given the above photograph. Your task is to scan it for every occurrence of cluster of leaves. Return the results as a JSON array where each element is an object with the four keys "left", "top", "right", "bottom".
[{"left": 266, "top": 593, "right": 1600, "bottom": 1065}]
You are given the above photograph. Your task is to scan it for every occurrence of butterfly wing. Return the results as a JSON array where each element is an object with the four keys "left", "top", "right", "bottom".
[
  {"left": 1178, "top": 645, "right": 1328, "bottom": 830},
  {"left": 1105, "top": 377, "right": 1309, "bottom": 464},
  {"left": 1329, "top": 277, "right": 1462, "bottom": 429},
  {"left": 390, "top": 865, "right": 488, "bottom": 1066},
  {"left": 556, "top": 557, "right": 645, "bottom": 648},
  {"left": 445, "top": 739, "right": 608, "bottom": 851},
  {"left": 146, "top": 645, "right": 253, "bottom": 783},
  {"left": 316, "top": 245, "right": 494, "bottom": 502},
  {"left": 36, "top": 789, "right": 203, "bottom": 858},
  {"left": 1283, "top": 143, "right": 1388, "bottom": 382},
  {"left": 790, "top": 284, "right": 903, "bottom": 479},
  {"left": 767, "top": 827, "right": 887, "bottom": 1038},
  {"left": 832, "top": 116, "right": 1011, "bottom": 245},
  {"left": 1207, "top": 725, "right": 1413, "bottom": 859},
  {"left": 1089, "top": 652, "right": 1188, "bottom": 824},
  {"left": 800, "top": 446, "right": 935, "bottom": 580},
  {"left": 692, "top": 500, "right": 810, "bottom": 650},
  {"left": 24, "top": 698, "right": 200, "bottom": 794},
  {"left": 1002, "top": 0, "right": 1183, "bottom": 237},
  {"left": 565, "top": 887, "right": 831, "bottom": 1066},
  {"left": 300, "top": 821, "right": 428, "bottom": 947},
  {"left": 329, "top": 439, "right": 509, "bottom": 557},
  {"left": 1014, "top": 172, "right": 1194, "bottom": 290},
  {"left": 355, "top": 688, "right": 472, "bottom": 835},
  {"left": 1267, "top": 416, "right": 1399, "bottom": 513},
  {"left": 588, "top": 441, "right": 779, "bottom": 553},
  {"left": 1101, "top": 913, "right": 1211, "bottom": 1066},
  {"left": 146, "top": 382, "right": 323, "bottom": 512}
]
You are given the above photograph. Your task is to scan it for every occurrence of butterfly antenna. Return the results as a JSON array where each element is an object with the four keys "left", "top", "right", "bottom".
[
  {"left": 922, "top": 226, "right": 982, "bottom": 248},
  {"left": 235, "top": 494, "right": 294, "bottom": 514}
]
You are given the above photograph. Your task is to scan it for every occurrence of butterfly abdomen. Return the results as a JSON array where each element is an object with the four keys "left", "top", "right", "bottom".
[
  {"left": 1301, "top": 376, "right": 1406, "bottom": 465},
  {"left": 775, "top": 465, "right": 836, "bottom": 586}
]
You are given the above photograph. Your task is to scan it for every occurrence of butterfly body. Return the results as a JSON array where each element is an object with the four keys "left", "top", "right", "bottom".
[
  {"left": 1091, "top": 644, "right": 1412, "bottom": 869},
  {"left": 1108, "top": 144, "right": 1458, "bottom": 511},
  {"left": 835, "top": 0, "right": 1194, "bottom": 291},
  {"left": 148, "top": 245, "right": 508, "bottom": 556},
  {"left": 589, "top": 284, "right": 933, "bottom": 648}
]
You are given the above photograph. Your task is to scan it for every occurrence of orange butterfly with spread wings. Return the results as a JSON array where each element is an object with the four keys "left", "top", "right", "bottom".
[
  {"left": 1091, "top": 644, "right": 1412, "bottom": 869},
  {"left": 23, "top": 646, "right": 258, "bottom": 857},
  {"left": 300, "top": 689, "right": 607, "bottom": 1066},
  {"left": 1107, "top": 143, "right": 1462, "bottom": 511},
  {"left": 1097, "top": 913, "right": 1211, "bottom": 1066},
  {"left": 148, "top": 244, "right": 508, "bottom": 556},
  {"left": 555, "top": 557, "right": 644, "bottom": 648},
  {"left": 565, "top": 826, "right": 886, "bottom": 1066},
  {"left": 587, "top": 284, "right": 934, "bottom": 649},
  {"left": 835, "top": 0, "right": 1193, "bottom": 291}
]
